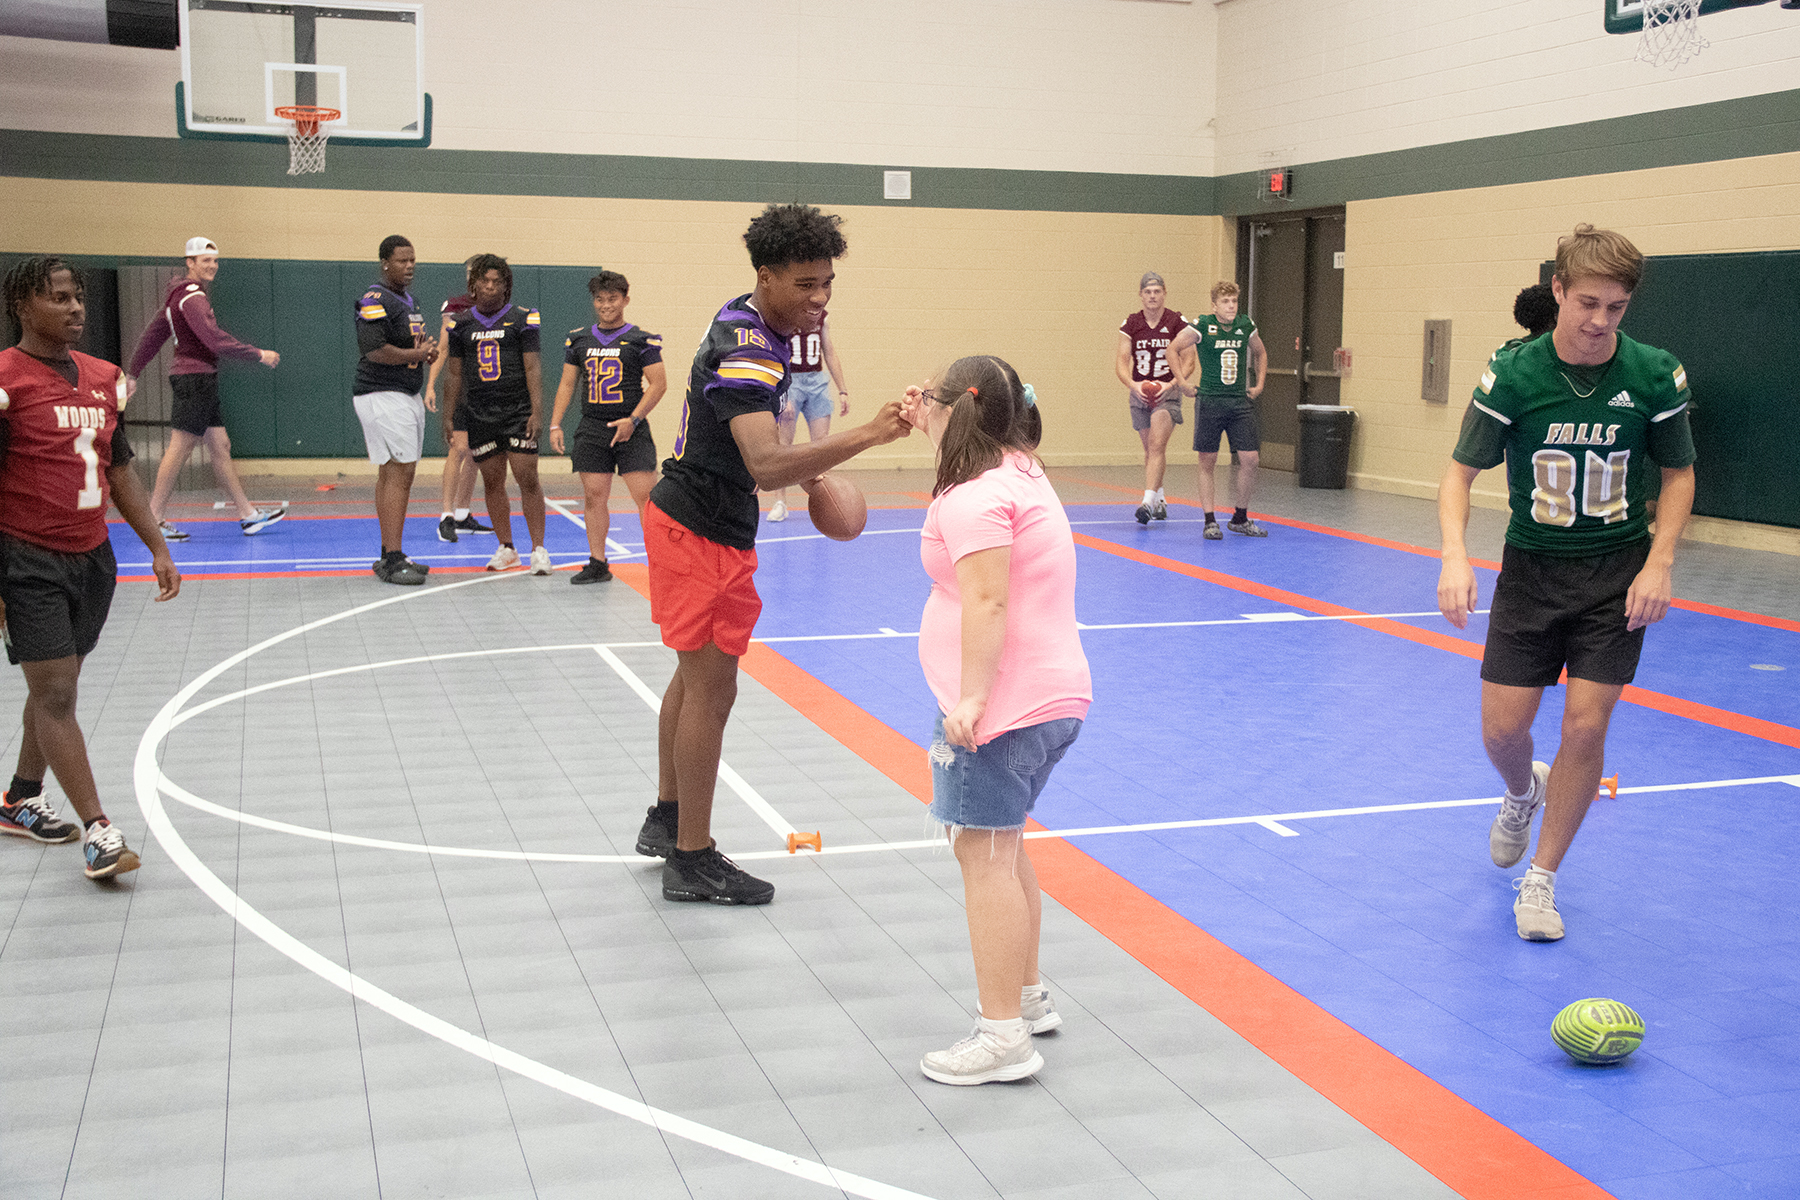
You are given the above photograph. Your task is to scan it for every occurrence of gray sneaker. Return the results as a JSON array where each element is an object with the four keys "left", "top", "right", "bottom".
[
  {"left": 372, "top": 556, "right": 427, "bottom": 586},
  {"left": 1203, "top": 521, "right": 1223, "bottom": 540},
  {"left": 1226, "top": 517, "right": 1268, "bottom": 537},
  {"left": 920, "top": 1028, "right": 1043, "bottom": 1086},
  {"left": 1514, "top": 872, "right": 1565, "bottom": 941},
  {"left": 1490, "top": 761, "right": 1549, "bottom": 868}
]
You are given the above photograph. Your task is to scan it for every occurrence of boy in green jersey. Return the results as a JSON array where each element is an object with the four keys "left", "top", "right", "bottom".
[
  {"left": 1165, "top": 281, "right": 1268, "bottom": 538},
  {"left": 1438, "top": 224, "right": 1696, "bottom": 943}
]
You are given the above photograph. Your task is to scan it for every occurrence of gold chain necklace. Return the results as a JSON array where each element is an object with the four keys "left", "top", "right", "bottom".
[{"left": 1558, "top": 371, "right": 1599, "bottom": 398}]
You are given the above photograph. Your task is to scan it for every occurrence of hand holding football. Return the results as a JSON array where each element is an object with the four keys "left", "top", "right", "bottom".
[
  {"left": 808, "top": 473, "right": 868, "bottom": 541},
  {"left": 1140, "top": 380, "right": 1164, "bottom": 400}
]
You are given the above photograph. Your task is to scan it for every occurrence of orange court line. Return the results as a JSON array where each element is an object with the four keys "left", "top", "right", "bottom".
[
  {"left": 730, "top": 639, "right": 1610, "bottom": 1200},
  {"left": 1061, "top": 473, "right": 1792, "bottom": 628},
  {"left": 1072, "top": 531, "right": 1800, "bottom": 751}
]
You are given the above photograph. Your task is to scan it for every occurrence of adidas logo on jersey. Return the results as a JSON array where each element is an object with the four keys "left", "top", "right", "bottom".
[{"left": 1607, "top": 391, "right": 1634, "bottom": 408}]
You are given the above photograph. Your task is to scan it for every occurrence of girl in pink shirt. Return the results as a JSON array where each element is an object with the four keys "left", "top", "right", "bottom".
[{"left": 906, "top": 355, "right": 1091, "bottom": 1087}]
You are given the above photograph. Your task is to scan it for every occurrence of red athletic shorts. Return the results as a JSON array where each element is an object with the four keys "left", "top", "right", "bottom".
[{"left": 643, "top": 500, "right": 761, "bottom": 657}]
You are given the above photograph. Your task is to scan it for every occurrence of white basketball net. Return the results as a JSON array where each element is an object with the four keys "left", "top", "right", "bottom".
[
  {"left": 1636, "top": 0, "right": 1709, "bottom": 69},
  {"left": 285, "top": 119, "right": 329, "bottom": 175}
]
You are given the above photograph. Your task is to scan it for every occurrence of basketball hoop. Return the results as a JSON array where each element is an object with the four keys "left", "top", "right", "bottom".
[
  {"left": 274, "top": 105, "right": 341, "bottom": 175},
  {"left": 1635, "top": 0, "right": 1708, "bottom": 68}
]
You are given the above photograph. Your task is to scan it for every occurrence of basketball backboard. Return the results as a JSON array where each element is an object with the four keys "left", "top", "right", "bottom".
[
  {"left": 1605, "top": 0, "right": 1799, "bottom": 33},
  {"left": 177, "top": 0, "right": 427, "bottom": 145}
]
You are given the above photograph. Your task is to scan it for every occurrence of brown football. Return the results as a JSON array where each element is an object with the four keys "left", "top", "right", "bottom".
[{"left": 808, "top": 473, "right": 868, "bottom": 541}]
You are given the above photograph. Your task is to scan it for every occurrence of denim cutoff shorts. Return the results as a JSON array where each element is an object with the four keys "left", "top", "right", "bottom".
[{"left": 928, "top": 713, "right": 1083, "bottom": 831}]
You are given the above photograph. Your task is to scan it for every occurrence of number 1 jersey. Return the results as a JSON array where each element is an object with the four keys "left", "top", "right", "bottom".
[{"left": 0, "top": 348, "right": 132, "bottom": 554}]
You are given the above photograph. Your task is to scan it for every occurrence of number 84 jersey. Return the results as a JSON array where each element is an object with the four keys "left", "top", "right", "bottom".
[
  {"left": 1453, "top": 333, "right": 1696, "bottom": 557},
  {"left": 0, "top": 347, "right": 130, "bottom": 555}
]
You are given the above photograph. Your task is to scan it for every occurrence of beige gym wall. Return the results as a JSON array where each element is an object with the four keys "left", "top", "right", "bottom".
[
  {"left": 0, "top": 174, "right": 1219, "bottom": 470},
  {"left": 1336, "top": 146, "right": 1800, "bottom": 550}
]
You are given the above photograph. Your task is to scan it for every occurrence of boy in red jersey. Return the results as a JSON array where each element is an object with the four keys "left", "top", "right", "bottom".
[
  {"left": 1116, "top": 271, "right": 1192, "bottom": 524},
  {"left": 0, "top": 258, "right": 182, "bottom": 878}
]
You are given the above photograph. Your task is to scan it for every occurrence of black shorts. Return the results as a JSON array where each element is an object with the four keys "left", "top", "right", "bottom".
[
  {"left": 1193, "top": 397, "right": 1260, "bottom": 454},
  {"left": 465, "top": 412, "right": 538, "bottom": 463},
  {"left": 170, "top": 373, "right": 224, "bottom": 436},
  {"left": 571, "top": 418, "right": 657, "bottom": 476},
  {"left": 1482, "top": 540, "right": 1652, "bottom": 688},
  {"left": 0, "top": 534, "right": 118, "bottom": 666}
]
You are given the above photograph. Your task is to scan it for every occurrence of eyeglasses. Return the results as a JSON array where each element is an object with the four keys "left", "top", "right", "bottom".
[{"left": 920, "top": 388, "right": 954, "bottom": 406}]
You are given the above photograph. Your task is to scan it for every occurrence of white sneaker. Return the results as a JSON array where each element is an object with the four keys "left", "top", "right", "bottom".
[
  {"left": 1514, "top": 872, "right": 1565, "bottom": 941},
  {"left": 920, "top": 1028, "right": 1043, "bottom": 1086},
  {"left": 1490, "top": 761, "right": 1549, "bottom": 868},
  {"left": 528, "top": 546, "right": 552, "bottom": 575},
  {"left": 485, "top": 545, "right": 521, "bottom": 572},
  {"left": 1020, "top": 986, "right": 1063, "bottom": 1034},
  {"left": 767, "top": 499, "right": 788, "bottom": 523}
]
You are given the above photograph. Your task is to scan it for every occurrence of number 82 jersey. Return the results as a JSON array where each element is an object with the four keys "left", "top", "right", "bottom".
[
  {"left": 0, "top": 347, "right": 132, "bottom": 555},
  {"left": 1453, "top": 333, "right": 1696, "bottom": 557}
]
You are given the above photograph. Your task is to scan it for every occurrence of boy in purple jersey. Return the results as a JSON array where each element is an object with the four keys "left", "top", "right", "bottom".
[
  {"left": 633, "top": 203, "right": 911, "bottom": 906},
  {"left": 429, "top": 256, "right": 494, "bottom": 544}
]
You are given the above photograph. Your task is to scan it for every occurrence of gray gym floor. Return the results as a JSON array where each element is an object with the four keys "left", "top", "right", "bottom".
[{"left": 3, "top": 464, "right": 1792, "bottom": 1199}]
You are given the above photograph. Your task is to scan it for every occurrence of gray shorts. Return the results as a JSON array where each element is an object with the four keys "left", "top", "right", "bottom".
[
  {"left": 1129, "top": 393, "right": 1184, "bottom": 432},
  {"left": 353, "top": 391, "right": 425, "bottom": 465}
]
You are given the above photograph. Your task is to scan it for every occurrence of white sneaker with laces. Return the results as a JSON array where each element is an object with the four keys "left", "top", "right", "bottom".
[
  {"left": 767, "top": 499, "right": 788, "bottom": 523},
  {"left": 1514, "top": 871, "right": 1565, "bottom": 941},
  {"left": 1020, "top": 986, "right": 1063, "bottom": 1034},
  {"left": 920, "top": 1028, "right": 1043, "bottom": 1086},
  {"left": 485, "top": 545, "right": 522, "bottom": 572},
  {"left": 528, "top": 546, "right": 552, "bottom": 575},
  {"left": 1490, "top": 761, "right": 1549, "bottom": 868}
]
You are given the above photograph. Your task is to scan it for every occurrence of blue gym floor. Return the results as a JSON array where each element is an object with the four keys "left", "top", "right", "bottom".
[{"left": 110, "top": 479, "right": 1800, "bottom": 1198}]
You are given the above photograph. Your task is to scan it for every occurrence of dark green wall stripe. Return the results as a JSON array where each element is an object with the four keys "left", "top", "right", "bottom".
[{"left": 4, "top": 86, "right": 1799, "bottom": 216}]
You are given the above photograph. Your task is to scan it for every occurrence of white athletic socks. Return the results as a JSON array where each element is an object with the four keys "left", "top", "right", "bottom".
[
  {"left": 1155, "top": 488, "right": 1165, "bottom": 502},
  {"left": 978, "top": 1015, "right": 1028, "bottom": 1042},
  {"left": 1142, "top": 489, "right": 1156, "bottom": 504},
  {"left": 454, "top": 508, "right": 470, "bottom": 521},
  {"left": 1525, "top": 864, "right": 1556, "bottom": 885}
]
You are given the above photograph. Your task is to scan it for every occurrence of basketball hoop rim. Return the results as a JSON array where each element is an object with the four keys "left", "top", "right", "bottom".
[{"left": 274, "top": 104, "right": 342, "bottom": 135}]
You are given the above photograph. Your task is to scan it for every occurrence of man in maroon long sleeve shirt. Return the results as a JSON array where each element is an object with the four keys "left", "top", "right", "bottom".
[{"left": 126, "top": 237, "right": 286, "bottom": 540}]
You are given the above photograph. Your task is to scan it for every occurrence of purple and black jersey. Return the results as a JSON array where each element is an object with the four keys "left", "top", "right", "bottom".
[
  {"left": 649, "top": 294, "right": 789, "bottom": 551},
  {"left": 353, "top": 281, "right": 427, "bottom": 396},
  {"left": 564, "top": 323, "right": 663, "bottom": 420},
  {"left": 445, "top": 302, "right": 541, "bottom": 425}
]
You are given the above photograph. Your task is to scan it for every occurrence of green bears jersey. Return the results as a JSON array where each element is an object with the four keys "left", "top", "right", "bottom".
[
  {"left": 1188, "top": 312, "right": 1256, "bottom": 403},
  {"left": 1453, "top": 332, "right": 1696, "bottom": 557}
]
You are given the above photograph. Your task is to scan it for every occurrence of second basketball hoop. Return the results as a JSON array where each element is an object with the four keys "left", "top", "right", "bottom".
[{"left": 275, "top": 105, "right": 341, "bottom": 175}]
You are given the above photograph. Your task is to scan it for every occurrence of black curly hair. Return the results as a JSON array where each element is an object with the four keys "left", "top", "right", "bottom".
[
  {"left": 1512, "top": 282, "right": 1558, "bottom": 338},
  {"left": 4, "top": 256, "right": 84, "bottom": 340},
  {"left": 743, "top": 204, "right": 847, "bottom": 271},
  {"left": 467, "top": 253, "right": 513, "bottom": 303}
]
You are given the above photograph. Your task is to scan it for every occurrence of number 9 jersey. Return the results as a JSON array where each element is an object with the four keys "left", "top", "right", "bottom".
[
  {"left": 0, "top": 347, "right": 133, "bottom": 555},
  {"left": 445, "top": 303, "right": 541, "bottom": 425},
  {"left": 1453, "top": 333, "right": 1696, "bottom": 557}
]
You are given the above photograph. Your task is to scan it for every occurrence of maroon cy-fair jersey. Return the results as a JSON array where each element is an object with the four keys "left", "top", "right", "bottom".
[
  {"left": 0, "top": 347, "right": 132, "bottom": 554},
  {"left": 1120, "top": 309, "right": 1185, "bottom": 383}
]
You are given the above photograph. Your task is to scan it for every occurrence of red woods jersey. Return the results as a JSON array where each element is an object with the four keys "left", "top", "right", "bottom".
[
  {"left": 0, "top": 348, "right": 130, "bottom": 553},
  {"left": 1120, "top": 309, "right": 1184, "bottom": 383}
]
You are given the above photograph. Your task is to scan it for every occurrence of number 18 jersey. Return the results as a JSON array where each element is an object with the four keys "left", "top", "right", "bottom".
[{"left": 1453, "top": 333, "right": 1696, "bottom": 557}]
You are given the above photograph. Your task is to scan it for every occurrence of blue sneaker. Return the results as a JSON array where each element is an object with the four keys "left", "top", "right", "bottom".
[{"left": 83, "top": 820, "right": 141, "bottom": 879}]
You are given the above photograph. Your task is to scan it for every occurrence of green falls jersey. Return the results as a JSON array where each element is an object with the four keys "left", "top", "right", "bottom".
[
  {"left": 1453, "top": 332, "right": 1696, "bottom": 557},
  {"left": 1188, "top": 313, "right": 1256, "bottom": 403}
]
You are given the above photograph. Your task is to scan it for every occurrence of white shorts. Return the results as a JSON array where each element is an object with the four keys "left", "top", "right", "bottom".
[{"left": 353, "top": 391, "right": 425, "bottom": 465}]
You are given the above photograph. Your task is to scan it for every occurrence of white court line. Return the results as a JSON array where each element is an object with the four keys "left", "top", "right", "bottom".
[
  {"left": 545, "top": 496, "right": 633, "bottom": 560},
  {"left": 590, "top": 647, "right": 796, "bottom": 837},
  {"left": 133, "top": 573, "right": 937, "bottom": 1200}
]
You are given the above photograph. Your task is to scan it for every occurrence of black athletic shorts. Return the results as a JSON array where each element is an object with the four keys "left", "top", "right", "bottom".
[
  {"left": 465, "top": 412, "right": 538, "bottom": 463},
  {"left": 1481, "top": 539, "right": 1652, "bottom": 689},
  {"left": 0, "top": 534, "right": 118, "bottom": 666},
  {"left": 1193, "top": 397, "right": 1260, "bottom": 454},
  {"left": 170, "top": 373, "right": 224, "bottom": 436},
  {"left": 571, "top": 418, "right": 657, "bottom": 476}
]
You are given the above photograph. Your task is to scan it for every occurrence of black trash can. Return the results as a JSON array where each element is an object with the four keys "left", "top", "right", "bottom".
[{"left": 1296, "top": 404, "right": 1355, "bottom": 489}]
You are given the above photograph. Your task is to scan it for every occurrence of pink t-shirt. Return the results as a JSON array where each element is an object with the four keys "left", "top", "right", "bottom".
[{"left": 919, "top": 452, "right": 1092, "bottom": 745}]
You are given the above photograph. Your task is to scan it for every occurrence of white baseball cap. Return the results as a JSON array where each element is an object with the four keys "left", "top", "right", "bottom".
[{"left": 185, "top": 237, "right": 219, "bottom": 257}]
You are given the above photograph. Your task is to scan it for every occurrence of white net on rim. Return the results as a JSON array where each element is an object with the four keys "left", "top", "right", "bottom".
[
  {"left": 1636, "top": 0, "right": 1709, "bottom": 69},
  {"left": 281, "top": 110, "right": 334, "bottom": 175}
]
